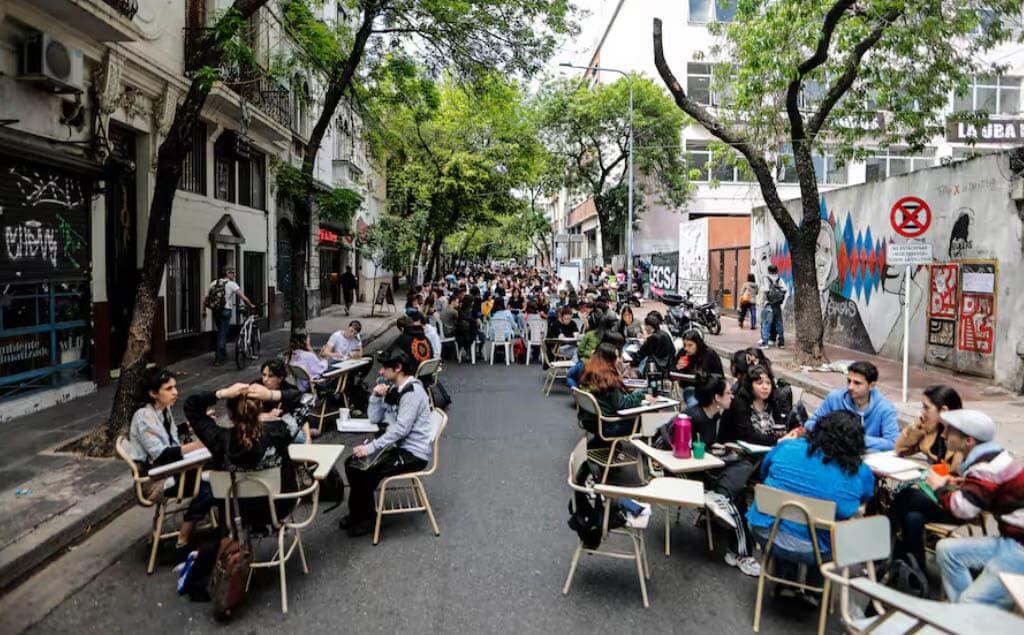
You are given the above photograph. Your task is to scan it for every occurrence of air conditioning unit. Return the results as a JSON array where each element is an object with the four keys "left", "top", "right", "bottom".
[{"left": 19, "top": 32, "right": 84, "bottom": 94}]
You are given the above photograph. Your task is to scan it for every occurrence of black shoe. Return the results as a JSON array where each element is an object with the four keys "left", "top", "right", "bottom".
[
  {"left": 338, "top": 514, "right": 354, "bottom": 530},
  {"left": 346, "top": 520, "right": 373, "bottom": 537}
]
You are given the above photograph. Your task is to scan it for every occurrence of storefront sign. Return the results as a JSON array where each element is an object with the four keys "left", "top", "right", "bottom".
[
  {"left": 318, "top": 228, "right": 338, "bottom": 243},
  {"left": 946, "top": 119, "right": 1024, "bottom": 142}
]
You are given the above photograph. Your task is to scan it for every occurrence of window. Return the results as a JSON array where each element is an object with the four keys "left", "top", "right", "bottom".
[
  {"left": 686, "top": 139, "right": 753, "bottom": 183},
  {"left": 243, "top": 252, "right": 266, "bottom": 317},
  {"left": 778, "top": 144, "right": 847, "bottom": 185},
  {"left": 865, "top": 147, "right": 936, "bottom": 182},
  {"left": 687, "top": 63, "right": 712, "bottom": 106},
  {"left": 238, "top": 149, "right": 266, "bottom": 210},
  {"left": 166, "top": 247, "right": 201, "bottom": 336},
  {"left": 954, "top": 75, "right": 1021, "bottom": 115},
  {"left": 950, "top": 146, "right": 998, "bottom": 162},
  {"left": 214, "top": 133, "right": 236, "bottom": 203},
  {"left": 179, "top": 123, "right": 207, "bottom": 195},
  {"left": 689, "top": 0, "right": 736, "bottom": 23}
]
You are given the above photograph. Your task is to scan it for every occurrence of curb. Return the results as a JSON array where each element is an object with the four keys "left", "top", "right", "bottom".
[{"left": 0, "top": 318, "right": 399, "bottom": 595}]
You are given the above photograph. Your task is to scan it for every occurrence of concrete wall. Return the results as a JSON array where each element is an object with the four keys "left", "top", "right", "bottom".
[{"left": 752, "top": 152, "right": 1024, "bottom": 391}]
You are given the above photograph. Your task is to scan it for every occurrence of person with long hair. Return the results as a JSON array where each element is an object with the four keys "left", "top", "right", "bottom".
[
  {"left": 577, "top": 343, "right": 653, "bottom": 441},
  {"left": 675, "top": 329, "right": 724, "bottom": 407},
  {"left": 887, "top": 385, "right": 964, "bottom": 576},
  {"left": 618, "top": 305, "right": 640, "bottom": 339},
  {"left": 257, "top": 358, "right": 310, "bottom": 442},
  {"left": 186, "top": 381, "right": 300, "bottom": 531},
  {"left": 747, "top": 411, "right": 874, "bottom": 581},
  {"left": 288, "top": 332, "right": 327, "bottom": 391},
  {"left": 723, "top": 365, "right": 785, "bottom": 447},
  {"left": 127, "top": 367, "right": 211, "bottom": 550}
]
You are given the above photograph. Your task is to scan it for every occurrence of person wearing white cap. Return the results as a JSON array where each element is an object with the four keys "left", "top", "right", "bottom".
[{"left": 925, "top": 409, "right": 1024, "bottom": 608}]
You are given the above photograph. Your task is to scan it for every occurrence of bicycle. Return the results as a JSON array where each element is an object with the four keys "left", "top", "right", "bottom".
[{"left": 235, "top": 304, "right": 264, "bottom": 369}]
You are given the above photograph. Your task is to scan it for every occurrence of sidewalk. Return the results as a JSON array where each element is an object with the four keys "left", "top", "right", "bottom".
[
  {"left": 637, "top": 300, "right": 1024, "bottom": 454},
  {"left": 0, "top": 298, "right": 400, "bottom": 593}
]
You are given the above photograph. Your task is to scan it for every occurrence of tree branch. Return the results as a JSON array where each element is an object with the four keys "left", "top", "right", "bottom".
[
  {"left": 652, "top": 18, "right": 799, "bottom": 237},
  {"left": 807, "top": 7, "right": 902, "bottom": 136}
]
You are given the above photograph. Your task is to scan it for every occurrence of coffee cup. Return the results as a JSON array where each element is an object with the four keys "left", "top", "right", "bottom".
[
  {"left": 931, "top": 463, "right": 949, "bottom": 477},
  {"left": 339, "top": 408, "right": 350, "bottom": 422}
]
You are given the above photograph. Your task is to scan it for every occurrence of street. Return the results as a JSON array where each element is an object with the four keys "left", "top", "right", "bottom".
[{"left": 25, "top": 348, "right": 818, "bottom": 634}]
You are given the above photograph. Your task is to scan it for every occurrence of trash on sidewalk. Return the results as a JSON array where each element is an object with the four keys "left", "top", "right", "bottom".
[
  {"left": 14, "top": 488, "right": 32, "bottom": 497},
  {"left": 801, "top": 360, "right": 854, "bottom": 374}
]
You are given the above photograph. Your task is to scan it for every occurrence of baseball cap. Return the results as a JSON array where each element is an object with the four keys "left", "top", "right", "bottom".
[{"left": 939, "top": 409, "right": 995, "bottom": 442}]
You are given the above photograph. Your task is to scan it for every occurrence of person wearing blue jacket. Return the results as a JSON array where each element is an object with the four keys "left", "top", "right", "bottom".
[{"left": 805, "top": 361, "right": 899, "bottom": 451}]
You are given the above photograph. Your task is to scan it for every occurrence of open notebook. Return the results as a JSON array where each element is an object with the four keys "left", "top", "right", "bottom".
[{"left": 336, "top": 418, "right": 380, "bottom": 434}]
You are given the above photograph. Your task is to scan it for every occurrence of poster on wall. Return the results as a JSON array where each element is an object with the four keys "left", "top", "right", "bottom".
[
  {"left": 956, "top": 262, "right": 996, "bottom": 356},
  {"left": 678, "top": 217, "right": 709, "bottom": 303},
  {"left": 928, "top": 264, "right": 958, "bottom": 321},
  {"left": 649, "top": 251, "right": 678, "bottom": 297}
]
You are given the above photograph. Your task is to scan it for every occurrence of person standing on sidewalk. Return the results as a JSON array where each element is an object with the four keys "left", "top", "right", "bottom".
[
  {"left": 738, "top": 273, "right": 758, "bottom": 330},
  {"left": 758, "top": 264, "right": 786, "bottom": 347},
  {"left": 929, "top": 410, "right": 1024, "bottom": 608},
  {"left": 204, "top": 267, "right": 254, "bottom": 366},
  {"left": 340, "top": 265, "right": 358, "bottom": 316}
]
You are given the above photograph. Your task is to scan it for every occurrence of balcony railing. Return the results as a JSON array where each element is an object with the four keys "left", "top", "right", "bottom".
[
  {"left": 184, "top": 28, "right": 292, "bottom": 131},
  {"left": 101, "top": 0, "right": 138, "bottom": 20}
]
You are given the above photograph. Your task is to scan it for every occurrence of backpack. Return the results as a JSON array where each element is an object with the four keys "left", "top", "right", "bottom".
[
  {"left": 766, "top": 277, "right": 786, "bottom": 305},
  {"left": 512, "top": 337, "right": 526, "bottom": 363},
  {"left": 204, "top": 279, "right": 228, "bottom": 311},
  {"left": 567, "top": 459, "right": 625, "bottom": 549},
  {"left": 773, "top": 378, "right": 794, "bottom": 416}
]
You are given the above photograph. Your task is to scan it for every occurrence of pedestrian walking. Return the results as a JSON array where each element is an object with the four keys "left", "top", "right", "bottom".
[
  {"left": 737, "top": 273, "right": 758, "bottom": 330},
  {"left": 340, "top": 265, "right": 358, "bottom": 316},
  {"left": 204, "top": 267, "right": 255, "bottom": 366}
]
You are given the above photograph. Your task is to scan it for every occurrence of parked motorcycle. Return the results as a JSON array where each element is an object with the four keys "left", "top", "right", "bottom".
[
  {"left": 690, "top": 295, "right": 722, "bottom": 335},
  {"left": 660, "top": 293, "right": 705, "bottom": 337},
  {"left": 614, "top": 282, "right": 643, "bottom": 313}
]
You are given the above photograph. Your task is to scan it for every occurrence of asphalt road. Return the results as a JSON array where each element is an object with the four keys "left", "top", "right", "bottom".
[{"left": 29, "top": 354, "right": 826, "bottom": 634}]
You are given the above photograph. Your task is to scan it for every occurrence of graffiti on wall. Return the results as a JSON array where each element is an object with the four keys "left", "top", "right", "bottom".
[
  {"left": 678, "top": 218, "right": 709, "bottom": 303},
  {"left": 929, "top": 318, "right": 956, "bottom": 348},
  {"left": 929, "top": 264, "right": 958, "bottom": 319},
  {"left": 958, "top": 293, "right": 994, "bottom": 354}
]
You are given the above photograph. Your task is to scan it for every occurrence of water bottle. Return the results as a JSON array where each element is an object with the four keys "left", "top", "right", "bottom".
[{"left": 672, "top": 414, "right": 692, "bottom": 459}]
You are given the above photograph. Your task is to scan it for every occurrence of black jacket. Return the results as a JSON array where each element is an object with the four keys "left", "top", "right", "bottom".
[
  {"left": 685, "top": 404, "right": 724, "bottom": 446},
  {"left": 393, "top": 325, "right": 434, "bottom": 364},
  {"left": 675, "top": 348, "right": 724, "bottom": 377},
  {"left": 722, "top": 394, "right": 784, "bottom": 446},
  {"left": 636, "top": 330, "right": 676, "bottom": 371}
]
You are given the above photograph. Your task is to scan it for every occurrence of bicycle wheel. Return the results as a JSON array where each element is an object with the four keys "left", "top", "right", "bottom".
[
  {"left": 250, "top": 326, "right": 261, "bottom": 358},
  {"left": 235, "top": 327, "right": 247, "bottom": 370}
]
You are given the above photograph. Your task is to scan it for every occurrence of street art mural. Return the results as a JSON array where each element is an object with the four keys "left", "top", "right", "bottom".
[
  {"left": 752, "top": 152, "right": 1022, "bottom": 387},
  {"left": 678, "top": 218, "right": 709, "bottom": 303}
]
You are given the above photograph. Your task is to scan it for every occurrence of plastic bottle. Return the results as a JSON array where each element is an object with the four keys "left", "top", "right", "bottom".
[{"left": 672, "top": 414, "right": 692, "bottom": 459}]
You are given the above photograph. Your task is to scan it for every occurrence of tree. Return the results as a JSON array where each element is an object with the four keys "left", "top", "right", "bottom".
[
  {"left": 92, "top": 1, "right": 269, "bottom": 455},
  {"left": 280, "top": 0, "right": 577, "bottom": 335},
  {"left": 537, "top": 75, "right": 689, "bottom": 259},
  {"left": 652, "top": 1, "right": 1020, "bottom": 365}
]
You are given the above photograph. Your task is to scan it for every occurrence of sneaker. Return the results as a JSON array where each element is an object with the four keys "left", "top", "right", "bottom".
[
  {"left": 704, "top": 491, "right": 736, "bottom": 528},
  {"left": 724, "top": 551, "right": 739, "bottom": 566},
  {"left": 737, "top": 556, "right": 762, "bottom": 577},
  {"left": 176, "top": 550, "right": 198, "bottom": 595},
  {"left": 756, "top": 340, "right": 767, "bottom": 347}
]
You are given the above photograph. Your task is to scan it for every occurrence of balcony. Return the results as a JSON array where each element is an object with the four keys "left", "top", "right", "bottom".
[
  {"left": 33, "top": 0, "right": 143, "bottom": 41},
  {"left": 184, "top": 28, "right": 292, "bottom": 132}
]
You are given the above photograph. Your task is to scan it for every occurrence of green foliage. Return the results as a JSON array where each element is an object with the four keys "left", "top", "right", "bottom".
[
  {"left": 317, "top": 187, "right": 363, "bottom": 225},
  {"left": 273, "top": 161, "right": 309, "bottom": 201},
  {"left": 699, "top": 0, "right": 1022, "bottom": 168},
  {"left": 536, "top": 75, "right": 690, "bottom": 245},
  {"left": 359, "top": 210, "right": 427, "bottom": 273}
]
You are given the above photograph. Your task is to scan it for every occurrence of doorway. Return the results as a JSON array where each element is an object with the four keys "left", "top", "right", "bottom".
[{"left": 105, "top": 124, "right": 138, "bottom": 370}]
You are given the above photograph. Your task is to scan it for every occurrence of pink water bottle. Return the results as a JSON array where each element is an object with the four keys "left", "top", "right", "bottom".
[{"left": 672, "top": 414, "right": 692, "bottom": 459}]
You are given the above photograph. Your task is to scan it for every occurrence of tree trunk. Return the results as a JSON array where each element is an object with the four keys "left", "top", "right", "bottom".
[
  {"left": 288, "top": 208, "right": 309, "bottom": 332},
  {"left": 93, "top": 0, "right": 268, "bottom": 455},
  {"left": 424, "top": 232, "right": 443, "bottom": 282}
]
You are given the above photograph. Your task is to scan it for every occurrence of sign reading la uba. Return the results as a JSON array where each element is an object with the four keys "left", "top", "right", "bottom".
[{"left": 947, "top": 119, "right": 1024, "bottom": 142}]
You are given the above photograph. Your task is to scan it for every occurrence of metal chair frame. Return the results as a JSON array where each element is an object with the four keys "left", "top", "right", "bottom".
[{"left": 571, "top": 387, "right": 642, "bottom": 484}]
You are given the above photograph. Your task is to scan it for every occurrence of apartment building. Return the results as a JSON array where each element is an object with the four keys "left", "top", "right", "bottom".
[{"left": 0, "top": 0, "right": 386, "bottom": 415}]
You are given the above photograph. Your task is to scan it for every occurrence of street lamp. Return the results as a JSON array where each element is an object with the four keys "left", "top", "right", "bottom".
[{"left": 559, "top": 61, "right": 635, "bottom": 293}]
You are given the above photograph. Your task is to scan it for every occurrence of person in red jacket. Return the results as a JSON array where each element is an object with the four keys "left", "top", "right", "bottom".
[{"left": 926, "top": 410, "right": 1024, "bottom": 608}]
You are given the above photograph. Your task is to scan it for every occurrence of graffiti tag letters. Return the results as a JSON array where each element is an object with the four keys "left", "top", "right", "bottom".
[
  {"left": 4, "top": 220, "right": 59, "bottom": 268},
  {"left": 928, "top": 318, "right": 955, "bottom": 348},
  {"left": 929, "top": 264, "right": 958, "bottom": 319},
  {"left": 957, "top": 293, "right": 994, "bottom": 354}
]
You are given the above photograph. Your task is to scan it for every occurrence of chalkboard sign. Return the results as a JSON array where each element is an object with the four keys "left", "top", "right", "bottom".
[
  {"left": 0, "top": 159, "right": 90, "bottom": 278},
  {"left": 373, "top": 282, "right": 396, "bottom": 313}
]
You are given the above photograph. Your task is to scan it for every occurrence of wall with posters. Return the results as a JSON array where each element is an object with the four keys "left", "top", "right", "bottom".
[
  {"left": 678, "top": 217, "right": 710, "bottom": 303},
  {"left": 752, "top": 152, "right": 1024, "bottom": 389},
  {"left": 649, "top": 251, "right": 679, "bottom": 297}
]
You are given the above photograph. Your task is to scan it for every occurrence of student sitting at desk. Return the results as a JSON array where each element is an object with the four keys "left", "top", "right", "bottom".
[
  {"left": 128, "top": 367, "right": 212, "bottom": 552},
  {"left": 803, "top": 361, "right": 899, "bottom": 452},
  {"left": 577, "top": 343, "right": 654, "bottom": 444},
  {"left": 321, "top": 320, "right": 363, "bottom": 361},
  {"left": 288, "top": 332, "right": 327, "bottom": 391},
  {"left": 722, "top": 365, "right": 785, "bottom": 447}
]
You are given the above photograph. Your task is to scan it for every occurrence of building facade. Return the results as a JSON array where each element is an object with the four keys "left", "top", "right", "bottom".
[{"left": 0, "top": 0, "right": 386, "bottom": 416}]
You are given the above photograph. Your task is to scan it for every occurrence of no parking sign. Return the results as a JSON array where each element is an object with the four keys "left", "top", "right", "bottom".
[{"left": 890, "top": 196, "right": 932, "bottom": 238}]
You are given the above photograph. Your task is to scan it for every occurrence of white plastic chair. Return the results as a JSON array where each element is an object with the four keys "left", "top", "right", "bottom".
[
  {"left": 432, "top": 314, "right": 460, "bottom": 362},
  {"left": 373, "top": 408, "right": 448, "bottom": 544},
  {"left": 208, "top": 466, "right": 319, "bottom": 614},
  {"left": 487, "top": 318, "right": 513, "bottom": 366},
  {"left": 525, "top": 319, "right": 547, "bottom": 365},
  {"left": 563, "top": 437, "right": 651, "bottom": 607}
]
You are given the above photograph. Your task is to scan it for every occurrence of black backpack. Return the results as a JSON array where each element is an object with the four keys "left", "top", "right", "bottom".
[
  {"left": 568, "top": 460, "right": 625, "bottom": 549},
  {"left": 204, "top": 279, "right": 228, "bottom": 311},
  {"left": 766, "top": 277, "right": 786, "bottom": 305}
]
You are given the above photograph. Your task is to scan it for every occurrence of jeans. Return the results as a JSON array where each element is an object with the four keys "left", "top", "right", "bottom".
[
  {"left": 738, "top": 303, "right": 757, "bottom": 329},
  {"left": 214, "top": 308, "right": 232, "bottom": 361},
  {"left": 566, "top": 360, "right": 584, "bottom": 389},
  {"left": 936, "top": 536, "right": 1024, "bottom": 608},
  {"left": 760, "top": 304, "right": 784, "bottom": 346},
  {"left": 344, "top": 447, "right": 428, "bottom": 523}
]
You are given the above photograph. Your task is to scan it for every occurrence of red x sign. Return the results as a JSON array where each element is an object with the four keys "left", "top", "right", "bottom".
[{"left": 890, "top": 196, "right": 931, "bottom": 238}]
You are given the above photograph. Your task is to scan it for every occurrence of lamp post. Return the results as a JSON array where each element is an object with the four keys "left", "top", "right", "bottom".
[{"left": 559, "top": 62, "right": 634, "bottom": 293}]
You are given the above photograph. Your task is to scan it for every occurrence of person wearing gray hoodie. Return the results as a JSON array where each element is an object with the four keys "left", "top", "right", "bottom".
[
  {"left": 803, "top": 361, "right": 899, "bottom": 451},
  {"left": 341, "top": 349, "right": 434, "bottom": 536}
]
